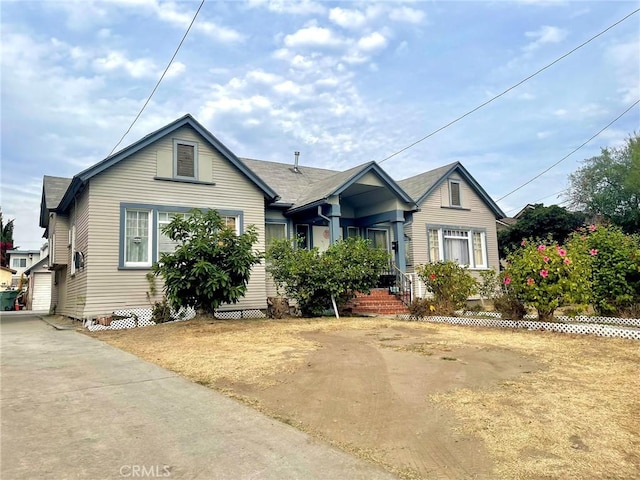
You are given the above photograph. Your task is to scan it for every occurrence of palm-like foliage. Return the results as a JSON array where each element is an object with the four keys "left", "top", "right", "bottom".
[{"left": 0, "top": 210, "right": 15, "bottom": 267}]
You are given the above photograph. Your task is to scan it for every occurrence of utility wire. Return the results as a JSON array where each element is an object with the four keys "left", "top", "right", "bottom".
[
  {"left": 378, "top": 8, "right": 640, "bottom": 165},
  {"left": 496, "top": 99, "right": 640, "bottom": 202},
  {"left": 107, "top": 0, "right": 206, "bottom": 157},
  {"left": 504, "top": 188, "right": 570, "bottom": 214}
]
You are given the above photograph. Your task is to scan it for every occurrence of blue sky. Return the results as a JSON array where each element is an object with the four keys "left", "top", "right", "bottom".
[{"left": 2, "top": 0, "right": 639, "bottom": 249}]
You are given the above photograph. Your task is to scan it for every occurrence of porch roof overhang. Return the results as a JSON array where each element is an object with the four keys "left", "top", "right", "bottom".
[{"left": 285, "top": 161, "right": 417, "bottom": 216}]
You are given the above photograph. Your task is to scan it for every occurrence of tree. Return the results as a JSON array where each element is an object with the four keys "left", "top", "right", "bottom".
[
  {"left": 498, "top": 204, "right": 585, "bottom": 258},
  {"left": 152, "top": 209, "right": 262, "bottom": 316},
  {"left": 267, "top": 237, "right": 390, "bottom": 317},
  {"left": 568, "top": 225, "right": 640, "bottom": 317},
  {"left": 568, "top": 134, "right": 640, "bottom": 234},
  {"left": 0, "top": 210, "right": 15, "bottom": 267}
]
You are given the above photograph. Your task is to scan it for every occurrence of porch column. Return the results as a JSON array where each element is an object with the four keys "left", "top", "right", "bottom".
[
  {"left": 392, "top": 218, "right": 406, "bottom": 273},
  {"left": 328, "top": 204, "right": 341, "bottom": 244}
]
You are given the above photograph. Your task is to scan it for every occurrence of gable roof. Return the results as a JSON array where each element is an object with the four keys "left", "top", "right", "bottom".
[
  {"left": 24, "top": 255, "right": 49, "bottom": 276},
  {"left": 57, "top": 114, "right": 279, "bottom": 212},
  {"left": 398, "top": 162, "right": 505, "bottom": 218},
  {"left": 240, "top": 157, "right": 338, "bottom": 206},
  {"left": 287, "top": 161, "right": 417, "bottom": 214},
  {"left": 40, "top": 176, "right": 73, "bottom": 228}
]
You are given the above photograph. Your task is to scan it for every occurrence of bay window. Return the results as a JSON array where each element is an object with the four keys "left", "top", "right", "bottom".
[{"left": 427, "top": 226, "right": 487, "bottom": 269}]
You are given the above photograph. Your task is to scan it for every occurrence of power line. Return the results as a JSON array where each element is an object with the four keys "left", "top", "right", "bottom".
[
  {"left": 378, "top": 8, "right": 640, "bottom": 165},
  {"left": 504, "top": 188, "right": 569, "bottom": 214},
  {"left": 496, "top": 98, "right": 640, "bottom": 202},
  {"left": 107, "top": 0, "right": 206, "bottom": 157}
]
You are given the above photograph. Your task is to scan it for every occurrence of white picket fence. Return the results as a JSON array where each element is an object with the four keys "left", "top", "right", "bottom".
[{"left": 396, "top": 312, "right": 640, "bottom": 340}]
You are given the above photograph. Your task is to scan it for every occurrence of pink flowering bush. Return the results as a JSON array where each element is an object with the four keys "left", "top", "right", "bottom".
[
  {"left": 503, "top": 238, "right": 591, "bottom": 321},
  {"left": 568, "top": 225, "right": 640, "bottom": 316}
]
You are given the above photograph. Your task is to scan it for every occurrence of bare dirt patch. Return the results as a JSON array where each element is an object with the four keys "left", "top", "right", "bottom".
[{"left": 90, "top": 318, "right": 640, "bottom": 480}]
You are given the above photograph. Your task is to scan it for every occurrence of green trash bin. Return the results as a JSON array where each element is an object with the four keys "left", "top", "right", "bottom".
[{"left": 0, "top": 290, "right": 19, "bottom": 311}]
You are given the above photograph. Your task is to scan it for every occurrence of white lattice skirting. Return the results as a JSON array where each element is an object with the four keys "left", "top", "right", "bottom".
[
  {"left": 396, "top": 313, "right": 640, "bottom": 340},
  {"left": 86, "top": 307, "right": 266, "bottom": 331}
]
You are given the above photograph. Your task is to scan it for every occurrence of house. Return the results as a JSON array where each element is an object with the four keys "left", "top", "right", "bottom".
[
  {"left": 496, "top": 203, "right": 536, "bottom": 231},
  {"left": 6, "top": 248, "right": 43, "bottom": 286},
  {"left": 39, "top": 114, "right": 505, "bottom": 320},
  {"left": 0, "top": 266, "right": 17, "bottom": 289},
  {"left": 24, "top": 255, "right": 52, "bottom": 311}
]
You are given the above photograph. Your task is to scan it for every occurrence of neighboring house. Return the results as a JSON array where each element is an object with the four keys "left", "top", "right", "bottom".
[
  {"left": 38, "top": 114, "right": 505, "bottom": 320},
  {"left": 6, "top": 249, "right": 43, "bottom": 286},
  {"left": 496, "top": 203, "right": 535, "bottom": 231},
  {"left": 0, "top": 266, "right": 17, "bottom": 289},
  {"left": 24, "top": 256, "right": 52, "bottom": 311}
]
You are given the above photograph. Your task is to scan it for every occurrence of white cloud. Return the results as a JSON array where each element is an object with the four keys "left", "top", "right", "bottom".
[
  {"left": 389, "top": 7, "right": 426, "bottom": 24},
  {"left": 165, "top": 61, "right": 186, "bottom": 79},
  {"left": 247, "top": 69, "right": 282, "bottom": 84},
  {"left": 93, "top": 51, "right": 156, "bottom": 78},
  {"left": 606, "top": 38, "right": 640, "bottom": 103},
  {"left": 248, "top": 0, "right": 325, "bottom": 15},
  {"left": 524, "top": 25, "right": 568, "bottom": 51},
  {"left": 553, "top": 109, "right": 568, "bottom": 117},
  {"left": 536, "top": 131, "right": 552, "bottom": 139},
  {"left": 357, "top": 32, "right": 387, "bottom": 52},
  {"left": 273, "top": 80, "right": 302, "bottom": 95},
  {"left": 329, "top": 7, "right": 368, "bottom": 29},
  {"left": 284, "top": 26, "right": 344, "bottom": 48}
]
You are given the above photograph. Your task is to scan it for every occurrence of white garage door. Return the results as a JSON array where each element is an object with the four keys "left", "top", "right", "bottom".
[{"left": 32, "top": 272, "right": 51, "bottom": 311}]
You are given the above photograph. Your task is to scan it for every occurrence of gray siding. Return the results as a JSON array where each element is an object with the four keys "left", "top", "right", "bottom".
[
  {"left": 83, "top": 125, "right": 267, "bottom": 317},
  {"left": 408, "top": 174, "right": 500, "bottom": 276},
  {"left": 58, "top": 187, "right": 90, "bottom": 318}
]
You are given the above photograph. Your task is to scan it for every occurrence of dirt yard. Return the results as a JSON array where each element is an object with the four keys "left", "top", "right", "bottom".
[{"left": 89, "top": 318, "right": 640, "bottom": 480}]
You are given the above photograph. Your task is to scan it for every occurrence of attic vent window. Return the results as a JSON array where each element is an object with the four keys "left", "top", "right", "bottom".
[
  {"left": 449, "top": 180, "right": 461, "bottom": 207},
  {"left": 173, "top": 139, "right": 198, "bottom": 179}
]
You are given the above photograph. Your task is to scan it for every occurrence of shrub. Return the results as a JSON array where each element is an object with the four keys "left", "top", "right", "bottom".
[
  {"left": 493, "top": 293, "right": 527, "bottom": 320},
  {"left": 568, "top": 225, "right": 640, "bottom": 316},
  {"left": 415, "top": 261, "right": 478, "bottom": 315},
  {"left": 503, "top": 238, "right": 590, "bottom": 321},
  {"left": 267, "top": 237, "right": 390, "bottom": 317},
  {"left": 408, "top": 298, "right": 437, "bottom": 319},
  {"left": 478, "top": 269, "right": 500, "bottom": 309},
  {"left": 151, "top": 297, "right": 173, "bottom": 324},
  {"left": 152, "top": 209, "right": 262, "bottom": 315}
]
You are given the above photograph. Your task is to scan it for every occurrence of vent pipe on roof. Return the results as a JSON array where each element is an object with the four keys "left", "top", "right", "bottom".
[{"left": 294, "top": 151, "right": 300, "bottom": 173}]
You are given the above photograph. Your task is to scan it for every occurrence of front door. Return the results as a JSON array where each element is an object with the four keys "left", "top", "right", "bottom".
[{"left": 367, "top": 228, "right": 389, "bottom": 253}]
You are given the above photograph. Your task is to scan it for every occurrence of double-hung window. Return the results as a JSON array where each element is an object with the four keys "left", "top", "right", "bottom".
[
  {"left": 12, "top": 258, "right": 27, "bottom": 268},
  {"left": 173, "top": 139, "right": 198, "bottom": 180},
  {"left": 266, "top": 223, "right": 287, "bottom": 250},
  {"left": 125, "top": 210, "right": 152, "bottom": 267},
  {"left": 158, "top": 212, "right": 190, "bottom": 254},
  {"left": 427, "top": 226, "right": 487, "bottom": 269}
]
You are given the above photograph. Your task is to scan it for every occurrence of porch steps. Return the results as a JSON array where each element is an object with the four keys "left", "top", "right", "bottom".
[{"left": 348, "top": 288, "right": 409, "bottom": 316}]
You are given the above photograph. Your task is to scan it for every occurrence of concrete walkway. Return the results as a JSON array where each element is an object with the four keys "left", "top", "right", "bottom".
[{"left": 1, "top": 313, "right": 395, "bottom": 479}]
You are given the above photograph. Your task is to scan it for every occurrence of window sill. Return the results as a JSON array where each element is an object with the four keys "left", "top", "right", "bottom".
[
  {"left": 118, "top": 266, "right": 152, "bottom": 271},
  {"left": 154, "top": 176, "right": 216, "bottom": 186},
  {"left": 440, "top": 206, "right": 471, "bottom": 211}
]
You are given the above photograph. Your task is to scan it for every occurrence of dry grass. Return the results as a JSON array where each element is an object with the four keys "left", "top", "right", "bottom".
[
  {"left": 89, "top": 317, "right": 640, "bottom": 479},
  {"left": 88, "top": 317, "right": 394, "bottom": 387}
]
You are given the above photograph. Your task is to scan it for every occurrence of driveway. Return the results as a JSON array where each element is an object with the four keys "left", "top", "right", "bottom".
[{"left": 0, "top": 313, "right": 394, "bottom": 480}]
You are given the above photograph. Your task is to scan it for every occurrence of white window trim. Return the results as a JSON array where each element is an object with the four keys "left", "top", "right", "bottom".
[
  {"left": 157, "top": 212, "right": 190, "bottom": 255},
  {"left": 427, "top": 226, "right": 488, "bottom": 270},
  {"left": 70, "top": 225, "right": 77, "bottom": 276},
  {"left": 449, "top": 180, "right": 462, "bottom": 207},
  {"left": 222, "top": 215, "right": 241, "bottom": 235},
  {"left": 50, "top": 234, "right": 55, "bottom": 264},
  {"left": 173, "top": 139, "right": 198, "bottom": 180},
  {"left": 124, "top": 210, "right": 153, "bottom": 268}
]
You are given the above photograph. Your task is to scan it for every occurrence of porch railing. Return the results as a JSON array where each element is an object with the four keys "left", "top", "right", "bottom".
[{"left": 388, "top": 265, "right": 412, "bottom": 307}]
